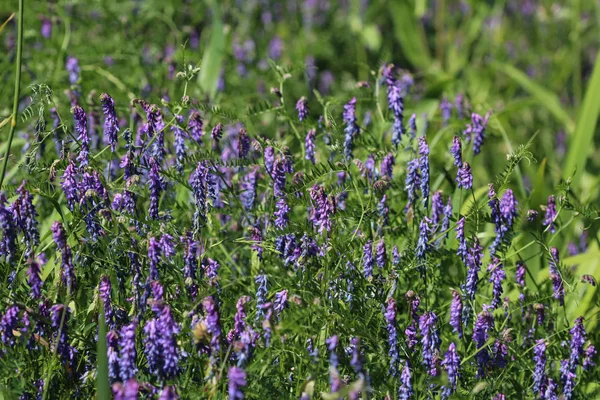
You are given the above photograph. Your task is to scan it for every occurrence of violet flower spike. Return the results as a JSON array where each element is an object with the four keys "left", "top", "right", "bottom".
[
  {"left": 488, "top": 258, "right": 505, "bottom": 309},
  {"left": 450, "top": 135, "right": 462, "bottom": 167},
  {"left": 305, "top": 128, "right": 316, "bottom": 164},
  {"left": 100, "top": 93, "right": 119, "bottom": 152},
  {"left": 450, "top": 290, "right": 463, "bottom": 338},
  {"left": 296, "top": 97, "right": 309, "bottom": 121},
  {"left": 227, "top": 367, "right": 246, "bottom": 400},
  {"left": 274, "top": 197, "right": 290, "bottom": 229},
  {"left": 543, "top": 195, "right": 557, "bottom": 233},
  {"left": 532, "top": 339, "right": 547, "bottom": 394},
  {"left": 384, "top": 298, "right": 399, "bottom": 376},
  {"left": 363, "top": 240, "right": 374, "bottom": 279},
  {"left": 456, "top": 162, "right": 473, "bottom": 190},
  {"left": 418, "top": 137, "right": 430, "bottom": 206},
  {"left": 343, "top": 97, "right": 359, "bottom": 159},
  {"left": 72, "top": 105, "right": 89, "bottom": 168}
]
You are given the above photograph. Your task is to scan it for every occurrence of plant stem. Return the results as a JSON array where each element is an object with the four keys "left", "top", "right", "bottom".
[{"left": 0, "top": 0, "right": 24, "bottom": 189}]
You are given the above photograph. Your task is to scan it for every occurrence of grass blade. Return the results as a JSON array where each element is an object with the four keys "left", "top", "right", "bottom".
[
  {"left": 96, "top": 302, "right": 110, "bottom": 400},
  {"left": 491, "top": 62, "right": 575, "bottom": 134},
  {"left": 562, "top": 52, "right": 600, "bottom": 186},
  {"left": 390, "top": 1, "right": 433, "bottom": 70},
  {"left": 198, "top": 0, "right": 227, "bottom": 99}
]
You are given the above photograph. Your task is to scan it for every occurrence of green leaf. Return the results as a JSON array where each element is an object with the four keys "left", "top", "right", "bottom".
[
  {"left": 96, "top": 301, "right": 110, "bottom": 400},
  {"left": 390, "top": 1, "right": 433, "bottom": 70},
  {"left": 562, "top": 52, "right": 600, "bottom": 187},
  {"left": 491, "top": 62, "right": 575, "bottom": 133},
  {"left": 198, "top": 0, "right": 227, "bottom": 99}
]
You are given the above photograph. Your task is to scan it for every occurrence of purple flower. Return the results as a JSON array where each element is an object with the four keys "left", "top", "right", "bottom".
[
  {"left": 450, "top": 136, "right": 462, "bottom": 166},
  {"left": 464, "top": 238, "right": 483, "bottom": 301},
  {"left": 159, "top": 386, "right": 179, "bottom": 400},
  {"left": 148, "top": 158, "right": 163, "bottom": 220},
  {"left": 544, "top": 379, "right": 558, "bottom": 400},
  {"left": 455, "top": 217, "right": 467, "bottom": 262},
  {"left": 52, "top": 221, "right": 76, "bottom": 293},
  {"left": 527, "top": 209, "right": 538, "bottom": 221},
  {"left": 569, "top": 317, "right": 586, "bottom": 368},
  {"left": 100, "top": 93, "right": 119, "bottom": 152},
  {"left": 472, "top": 307, "right": 494, "bottom": 377},
  {"left": 418, "top": 137, "right": 430, "bottom": 205},
  {"left": 440, "top": 97, "right": 452, "bottom": 126},
  {"left": 0, "top": 305, "right": 19, "bottom": 345},
  {"left": 416, "top": 217, "right": 432, "bottom": 261},
  {"left": 238, "top": 128, "right": 250, "bottom": 158},
  {"left": 61, "top": 161, "right": 79, "bottom": 210},
  {"left": 187, "top": 111, "right": 204, "bottom": 143},
  {"left": 112, "top": 379, "right": 139, "bottom": 400},
  {"left": 273, "top": 289, "right": 288, "bottom": 318},
  {"left": 149, "top": 236, "right": 165, "bottom": 282},
  {"left": 380, "top": 153, "right": 395, "bottom": 179},
  {"left": 66, "top": 56, "right": 80, "bottom": 85},
  {"left": 349, "top": 337, "right": 363, "bottom": 374},
  {"left": 264, "top": 146, "right": 275, "bottom": 175},
  {"left": 227, "top": 367, "right": 247, "bottom": 400},
  {"left": 398, "top": 363, "right": 413, "bottom": 400},
  {"left": 107, "top": 330, "right": 120, "bottom": 382},
  {"left": 429, "top": 193, "right": 444, "bottom": 232},
  {"left": 326, "top": 335, "right": 339, "bottom": 369},
  {"left": 549, "top": 247, "right": 564, "bottom": 305},
  {"left": 240, "top": 167, "right": 259, "bottom": 211},
  {"left": 99, "top": 276, "right": 114, "bottom": 330},
  {"left": 388, "top": 84, "right": 405, "bottom": 146},
  {"left": 464, "top": 112, "right": 490, "bottom": 154},
  {"left": 583, "top": 345, "right": 596, "bottom": 370},
  {"left": 515, "top": 261, "right": 526, "bottom": 287},
  {"left": 119, "top": 322, "right": 138, "bottom": 381},
  {"left": 450, "top": 290, "right": 463, "bottom": 338},
  {"left": 41, "top": 17, "right": 52, "bottom": 38},
  {"left": 27, "top": 259, "right": 43, "bottom": 298},
  {"left": 405, "top": 158, "right": 420, "bottom": 208},
  {"left": 419, "top": 311, "right": 441, "bottom": 376},
  {"left": 441, "top": 342, "right": 460, "bottom": 392},
  {"left": 488, "top": 258, "right": 505, "bottom": 309},
  {"left": 233, "top": 296, "right": 250, "bottom": 339},
  {"left": 456, "top": 162, "right": 473, "bottom": 189},
  {"left": 343, "top": 97, "right": 359, "bottom": 159},
  {"left": 202, "top": 296, "right": 221, "bottom": 353},
  {"left": 384, "top": 298, "right": 399, "bottom": 376},
  {"left": 455, "top": 94, "right": 464, "bottom": 119},
  {"left": 405, "top": 323, "right": 418, "bottom": 349},
  {"left": 268, "top": 36, "right": 283, "bottom": 60},
  {"left": 143, "top": 305, "right": 180, "bottom": 379},
  {"left": 363, "top": 240, "right": 374, "bottom": 279},
  {"left": 274, "top": 198, "right": 290, "bottom": 229},
  {"left": 211, "top": 123, "right": 223, "bottom": 150},
  {"left": 13, "top": 182, "right": 39, "bottom": 255},
  {"left": 72, "top": 105, "right": 89, "bottom": 168},
  {"left": 408, "top": 113, "right": 417, "bottom": 138},
  {"left": 189, "top": 162, "right": 216, "bottom": 230},
  {"left": 309, "top": 184, "right": 335, "bottom": 234},
  {"left": 273, "top": 158, "right": 287, "bottom": 198},
  {"left": 255, "top": 274, "right": 268, "bottom": 322},
  {"left": 305, "top": 128, "right": 316, "bottom": 164},
  {"left": 533, "top": 339, "right": 547, "bottom": 394},
  {"left": 543, "top": 195, "right": 557, "bottom": 233},
  {"left": 376, "top": 238, "right": 387, "bottom": 268},
  {"left": 0, "top": 194, "right": 17, "bottom": 262},
  {"left": 296, "top": 97, "right": 309, "bottom": 121}
]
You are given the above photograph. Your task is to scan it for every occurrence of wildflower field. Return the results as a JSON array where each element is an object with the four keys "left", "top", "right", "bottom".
[{"left": 1, "top": 0, "right": 600, "bottom": 399}]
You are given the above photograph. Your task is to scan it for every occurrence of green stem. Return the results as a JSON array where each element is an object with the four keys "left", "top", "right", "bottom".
[{"left": 0, "top": 0, "right": 24, "bottom": 189}]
